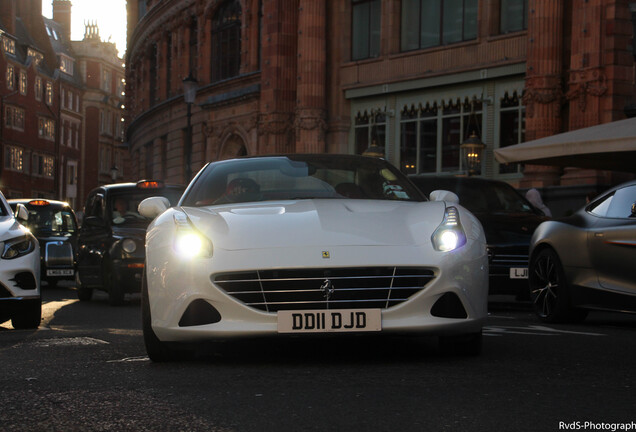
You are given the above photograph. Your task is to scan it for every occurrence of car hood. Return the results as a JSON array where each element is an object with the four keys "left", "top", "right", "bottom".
[
  {"left": 473, "top": 212, "right": 546, "bottom": 246},
  {"left": 182, "top": 200, "right": 448, "bottom": 251},
  {"left": 0, "top": 216, "right": 30, "bottom": 241}
]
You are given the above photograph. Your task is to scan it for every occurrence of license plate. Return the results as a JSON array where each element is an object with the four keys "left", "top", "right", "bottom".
[
  {"left": 46, "top": 269, "right": 75, "bottom": 276},
  {"left": 510, "top": 267, "right": 528, "bottom": 279},
  {"left": 277, "top": 309, "right": 382, "bottom": 334}
]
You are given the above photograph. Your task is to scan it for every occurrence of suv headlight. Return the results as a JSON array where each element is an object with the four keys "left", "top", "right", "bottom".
[
  {"left": 432, "top": 206, "right": 467, "bottom": 252},
  {"left": 173, "top": 213, "right": 213, "bottom": 259},
  {"left": 2, "top": 234, "right": 37, "bottom": 259},
  {"left": 122, "top": 238, "right": 137, "bottom": 254}
]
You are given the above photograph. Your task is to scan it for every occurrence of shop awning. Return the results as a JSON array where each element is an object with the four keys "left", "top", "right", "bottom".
[{"left": 494, "top": 117, "right": 636, "bottom": 172}]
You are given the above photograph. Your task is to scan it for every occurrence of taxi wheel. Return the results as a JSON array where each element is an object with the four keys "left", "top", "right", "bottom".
[
  {"left": 106, "top": 264, "right": 125, "bottom": 306},
  {"left": 75, "top": 272, "right": 93, "bottom": 301},
  {"left": 142, "top": 271, "right": 191, "bottom": 362},
  {"left": 11, "top": 299, "right": 42, "bottom": 330}
]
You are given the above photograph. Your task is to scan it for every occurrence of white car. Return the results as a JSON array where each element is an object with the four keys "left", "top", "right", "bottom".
[
  {"left": 139, "top": 155, "right": 488, "bottom": 361},
  {"left": 0, "top": 191, "right": 41, "bottom": 329}
]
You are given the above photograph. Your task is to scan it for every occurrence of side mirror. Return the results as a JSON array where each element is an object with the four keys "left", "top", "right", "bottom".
[
  {"left": 138, "top": 196, "right": 170, "bottom": 220},
  {"left": 15, "top": 203, "right": 29, "bottom": 222},
  {"left": 631, "top": 201, "right": 636, "bottom": 217},
  {"left": 429, "top": 190, "right": 460, "bottom": 204}
]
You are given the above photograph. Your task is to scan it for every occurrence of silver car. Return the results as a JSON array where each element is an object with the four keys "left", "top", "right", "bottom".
[{"left": 529, "top": 180, "right": 636, "bottom": 322}]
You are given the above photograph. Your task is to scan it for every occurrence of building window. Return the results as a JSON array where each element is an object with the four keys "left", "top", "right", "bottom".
[
  {"left": 4, "top": 105, "right": 25, "bottom": 131},
  {"left": 401, "top": 0, "right": 478, "bottom": 52},
  {"left": 38, "top": 117, "right": 56, "bottom": 140},
  {"left": 211, "top": 0, "right": 242, "bottom": 82},
  {"left": 354, "top": 110, "right": 387, "bottom": 156},
  {"left": 19, "top": 70, "right": 27, "bottom": 95},
  {"left": 149, "top": 43, "right": 157, "bottom": 104},
  {"left": 46, "top": 81, "right": 54, "bottom": 105},
  {"left": 4, "top": 146, "right": 25, "bottom": 172},
  {"left": 102, "top": 68, "right": 111, "bottom": 93},
  {"left": 400, "top": 103, "right": 438, "bottom": 174},
  {"left": 6, "top": 65, "right": 15, "bottom": 90},
  {"left": 32, "top": 154, "right": 55, "bottom": 178},
  {"left": 27, "top": 48, "right": 43, "bottom": 66},
  {"left": 397, "top": 98, "right": 482, "bottom": 174},
  {"left": 351, "top": 0, "right": 381, "bottom": 61},
  {"left": 2, "top": 36, "right": 16, "bottom": 55},
  {"left": 35, "top": 77, "right": 43, "bottom": 101},
  {"left": 498, "top": 91, "right": 525, "bottom": 174},
  {"left": 189, "top": 17, "right": 198, "bottom": 78},
  {"left": 500, "top": 0, "right": 528, "bottom": 34},
  {"left": 60, "top": 55, "right": 74, "bottom": 75}
]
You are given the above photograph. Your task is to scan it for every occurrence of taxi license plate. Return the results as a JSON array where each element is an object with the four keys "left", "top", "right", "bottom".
[
  {"left": 277, "top": 309, "right": 382, "bottom": 334},
  {"left": 510, "top": 267, "right": 528, "bottom": 279},
  {"left": 47, "top": 269, "right": 75, "bottom": 276}
]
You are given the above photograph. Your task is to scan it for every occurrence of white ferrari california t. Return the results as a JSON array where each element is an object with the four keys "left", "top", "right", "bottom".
[
  {"left": 0, "top": 190, "right": 41, "bottom": 329},
  {"left": 138, "top": 154, "right": 488, "bottom": 361}
]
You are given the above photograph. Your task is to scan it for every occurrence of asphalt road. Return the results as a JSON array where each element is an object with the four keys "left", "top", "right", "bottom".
[{"left": 1, "top": 284, "right": 636, "bottom": 432}]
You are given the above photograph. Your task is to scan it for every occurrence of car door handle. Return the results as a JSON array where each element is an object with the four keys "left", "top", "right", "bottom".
[{"left": 594, "top": 232, "right": 604, "bottom": 237}]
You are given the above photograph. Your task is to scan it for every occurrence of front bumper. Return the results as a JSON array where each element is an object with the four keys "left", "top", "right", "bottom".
[{"left": 146, "top": 243, "right": 489, "bottom": 343}]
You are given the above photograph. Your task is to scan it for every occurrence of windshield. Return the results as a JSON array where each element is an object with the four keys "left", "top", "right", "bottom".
[
  {"left": 109, "top": 189, "right": 184, "bottom": 226},
  {"left": 24, "top": 207, "right": 78, "bottom": 233},
  {"left": 182, "top": 155, "right": 425, "bottom": 206},
  {"left": 452, "top": 182, "right": 536, "bottom": 214}
]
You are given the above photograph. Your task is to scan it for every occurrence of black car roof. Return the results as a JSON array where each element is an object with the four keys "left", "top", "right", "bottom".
[
  {"left": 7, "top": 199, "right": 74, "bottom": 209},
  {"left": 89, "top": 181, "right": 185, "bottom": 194}
]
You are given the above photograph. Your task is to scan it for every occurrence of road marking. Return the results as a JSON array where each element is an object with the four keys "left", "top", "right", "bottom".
[
  {"left": 107, "top": 356, "right": 149, "bottom": 363},
  {"left": 484, "top": 325, "right": 605, "bottom": 337}
]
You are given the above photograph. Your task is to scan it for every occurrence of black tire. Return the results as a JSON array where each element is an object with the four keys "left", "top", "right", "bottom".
[
  {"left": 12, "top": 299, "right": 42, "bottom": 330},
  {"left": 142, "top": 270, "right": 190, "bottom": 362},
  {"left": 75, "top": 272, "right": 93, "bottom": 301},
  {"left": 529, "top": 248, "right": 588, "bottom": 323},
  {"left": 106, "top": 264, "right": 125, "bottom": 306},
  {"left": 439, "top": 331, "right": 482, "bottom": 356}
]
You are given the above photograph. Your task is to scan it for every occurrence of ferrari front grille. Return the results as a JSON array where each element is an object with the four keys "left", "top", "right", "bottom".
[{"left": 212, "top": 267, "right": 436, "bottom": 312}]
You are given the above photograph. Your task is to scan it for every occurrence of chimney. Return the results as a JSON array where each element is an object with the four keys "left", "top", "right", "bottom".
[
  {"left": 52, "top": 0, "right": 72, "bottom": 41},
  {"left": 0, "top": 0, "right": 17, "bottom": 35}
]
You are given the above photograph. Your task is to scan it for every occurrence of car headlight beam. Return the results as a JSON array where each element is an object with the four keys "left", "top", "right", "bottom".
[
  {"left": 432, "top": 206, "right": 467, "bottom": 252},
  {"left": 173, "top": 213, "right": 213, "bottom": 259}
]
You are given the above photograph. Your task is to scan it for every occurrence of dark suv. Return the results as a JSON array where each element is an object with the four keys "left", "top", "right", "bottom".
[
  {"left": 409, "top": 175, "right": 547, "bottom": 298},
  {"left": 8, "top": 199, "right": 79, "bottom": 288},
  {"left": 76, "top": 180, "right": 185, "bottom": 305}
]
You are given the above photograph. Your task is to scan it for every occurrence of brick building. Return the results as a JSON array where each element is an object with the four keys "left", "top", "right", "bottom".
[
  {"left": 125, "top": 0, "right": 635, "bottom": 210},
  {"left": 0, "top": 0, "right": 125, "bottom": 210}
]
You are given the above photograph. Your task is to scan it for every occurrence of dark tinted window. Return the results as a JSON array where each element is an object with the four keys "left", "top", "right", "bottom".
[
  {"left": 23, "top": 206, "right": 77, "bottom": 233},
  {"left": 605, "top": 185, "right": 636, "bottom": 218}
]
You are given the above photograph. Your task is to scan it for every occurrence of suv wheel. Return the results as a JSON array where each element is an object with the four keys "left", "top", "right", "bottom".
[{"left": 12, "top": 299, "right": 42, "bottom": 329}]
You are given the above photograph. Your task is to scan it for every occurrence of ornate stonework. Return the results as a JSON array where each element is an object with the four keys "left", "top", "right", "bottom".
[{"left": 565, "top": 68, "right": 607, "bottom": 112}]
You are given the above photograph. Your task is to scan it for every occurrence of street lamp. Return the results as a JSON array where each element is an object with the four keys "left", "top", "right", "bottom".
[
  {"left": 460, "top": 132, "right": 485, "bottom": 176},
  {"left": 110, "top": 165, "right": 119, "bottom": 181},
  {"left": 182, "top": 73, "right": 198, "bottom": 182}
]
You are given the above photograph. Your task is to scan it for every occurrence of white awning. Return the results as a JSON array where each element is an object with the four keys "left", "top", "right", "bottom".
[{"left": 494, "top": 117, "right": 636, "bottom": 172}]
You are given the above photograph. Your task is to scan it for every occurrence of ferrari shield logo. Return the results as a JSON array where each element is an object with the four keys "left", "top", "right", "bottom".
[{"left": 322, "top": 251, "right": 330, "bottom": 259}]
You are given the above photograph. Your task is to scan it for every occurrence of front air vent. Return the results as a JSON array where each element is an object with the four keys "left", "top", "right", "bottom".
[{"left": 213, "top": 267, "right": 436, "bottom": 313}]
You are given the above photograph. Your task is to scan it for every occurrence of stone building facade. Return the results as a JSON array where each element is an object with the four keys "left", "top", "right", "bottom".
[
  {"left": 125, "top": 0, "right": 635, "bottom": 205},
  {"left": 0, "top": 0, "right": 125, "bottom": 209}
]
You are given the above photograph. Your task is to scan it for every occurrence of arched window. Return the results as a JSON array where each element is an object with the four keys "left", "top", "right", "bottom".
[{"left": 211, "top": 0, "right": 242, "bottom": 82}]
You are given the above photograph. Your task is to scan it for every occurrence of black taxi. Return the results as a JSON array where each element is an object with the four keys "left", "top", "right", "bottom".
[
  {"left": 76, "top": 180, "right": 185, "bottom": 305},
  {"left": 8, "top": 199, "right": 79, "bottom": 288}
]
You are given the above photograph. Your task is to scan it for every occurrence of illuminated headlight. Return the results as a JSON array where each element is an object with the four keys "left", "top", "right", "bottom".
[
  {"left": 122, "top": 239, "right": 137, "bottom": 254},
  {"left": 172, "top": 213, "right": 213, "bottom": 259},
  {"left": 2, "top": 234, "right": 37, "bottom": 259},
  {"left": 432, "top": 206, "right": 467, "bottom": 252}
]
